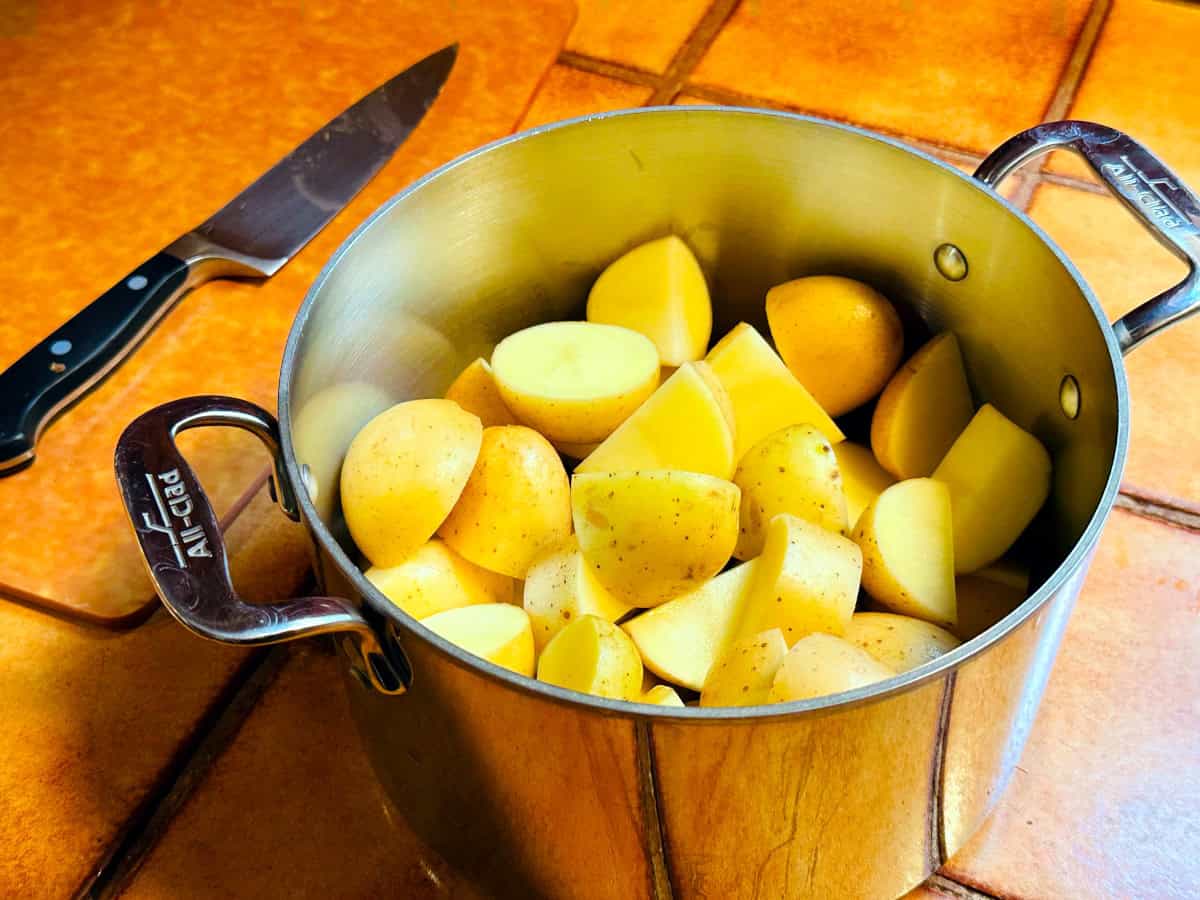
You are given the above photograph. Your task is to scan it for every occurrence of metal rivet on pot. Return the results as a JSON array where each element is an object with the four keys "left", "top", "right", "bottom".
[
  {"left": 934, "top": 243, "right": 968, "bottom": 281},
  {"left": 1059, "top": 374, "right": 1081, "bottom": 419},
  {"left": 300, "top": 463, "right": 319, "bottom": 503}
]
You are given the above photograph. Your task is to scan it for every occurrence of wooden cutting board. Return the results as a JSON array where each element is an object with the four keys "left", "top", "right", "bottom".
[{"left": 0, "top": 0, "right": 575, "bottom": 625}]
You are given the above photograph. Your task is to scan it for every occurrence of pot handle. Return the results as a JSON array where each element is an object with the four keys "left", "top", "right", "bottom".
[
  {"left": 974, "top": 120, "right": 1200, "bottom": 354},
  {"left": 114, "top": 395, "right": 409, "bottom": 694}
]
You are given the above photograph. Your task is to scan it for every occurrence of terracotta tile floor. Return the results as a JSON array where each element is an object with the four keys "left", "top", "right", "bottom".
[{"left": 4, "top": 1, "right": 1200, "bottom": 898}]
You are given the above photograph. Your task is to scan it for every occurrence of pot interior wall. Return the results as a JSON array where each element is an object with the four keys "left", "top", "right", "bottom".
[{"left": 286, "top": 109, "right": 1120, "bottom": 587}]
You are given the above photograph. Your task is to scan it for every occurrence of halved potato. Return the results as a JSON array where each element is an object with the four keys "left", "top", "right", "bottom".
[
  {"left": 700, "top": 628, "right": 788, "bottom": 707},
  {"left": 537, "top": 614, "right": 643, "bottom": 700},
  {"left": 575, "top": 362, "right": 735, "bottom": 479},
  {"left": 733, "top": 424, "right": 847, "bottom": 559},
  {"left": 573, "top": 470, "right": 739, "bottom": 607},
  {"left": 422, "top": 603, "right": 535, "bottom": 676},
  {"left": 706, "top": 322, "right": 843, "bottom": 458},
  {"left": 366, "top": 538, "right": 519, "bottom": 620},
  {"left": 623, "top": 559, "right": 759, "bottom": 691},
  {"left": 768, "top": 633, "right": 894, "bottom": 702},
  {"left": 444, "top": 357, "right": 518, "bottom": 427},
  {"left": 586, "top": 235, "right": 712, "bottom": 366},
  {"left": 765, "top": 275, "right": 904, "bottom": 416},
  {"left": 341, "top": 399, "right": 482, "bottom": 567},
  {"left": 833, "top": 441, "right": 896, "bottom": 530},
  {"left": 491, "top": 321, "right": 660, "bottom": 444},
  {"left": 871, "top": 332, "right": 974, "bottom": 479},
  {"left": 523, "top": 537, "right": 633, "bottom": 652},
  {"left": 844, "top": 611, "right": 961, "bottom": 673},
  {"left": 737, "top": 514, "right": 861, "bottom": 645},
  {"left": 933, "top": 404, "right": 1052, "bottom": 573},
  {"left": 641, "top": 684, "right": 686, "bottom": 707},
  {"left": 853, "top": 478, "right": 956, "bottom": 627},
  {"left": 439, "top": 426, "right": 572, "bottom": 578}
]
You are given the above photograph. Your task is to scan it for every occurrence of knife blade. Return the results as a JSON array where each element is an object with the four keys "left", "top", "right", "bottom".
[{"left": 0, "top": 44, "right": 457, "bottom": 475}]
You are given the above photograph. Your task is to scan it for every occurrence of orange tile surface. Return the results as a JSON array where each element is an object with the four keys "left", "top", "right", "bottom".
[
  {"left": 0, "top": 482, "right": 310, "bottom": 898},
  {"left": 943, "top": 509, "right": 1200, "bottom": 899},
  {"left": 518, "top": 64, "right": 653, "bottom": 130},
  {"left": 1028, "top": 184, "right": 1200, "bottom": 507},
  {"left": 0, "top": 0, "right": 574, "bottom": 623},
  {"left": 565, "top": 0, "right": 710, "bottom": 73},
  {"left": 690, "top": 0, "right": 1092, "bottom": 153}
]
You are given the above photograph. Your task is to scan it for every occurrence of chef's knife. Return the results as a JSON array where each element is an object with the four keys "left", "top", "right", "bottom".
[{"left": 0, "top": 44, "right": 457, "bottom": 476}]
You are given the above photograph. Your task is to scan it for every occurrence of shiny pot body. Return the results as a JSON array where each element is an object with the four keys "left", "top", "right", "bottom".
[{"left": 115, "top": 109, "right": 1200, "bottom": 899}]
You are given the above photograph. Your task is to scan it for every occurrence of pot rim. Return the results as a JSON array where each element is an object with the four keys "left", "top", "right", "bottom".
[{"left": 278, "top": 105, "right": 1130, "bottom": 721}]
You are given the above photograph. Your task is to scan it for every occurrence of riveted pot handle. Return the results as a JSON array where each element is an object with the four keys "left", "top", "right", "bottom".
[
  {"left": 114, "top": 395, "right": 409, "bottom": 694},
  {"left": 975, "top": 120, "right": 1200, "bottom": 354}
]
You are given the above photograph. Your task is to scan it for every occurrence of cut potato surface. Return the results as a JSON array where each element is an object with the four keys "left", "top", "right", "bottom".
[
  {"left": 766, "top": 275, "right": 903, "bottom": 416},
  {"left": 341, "top": 399, "right": 482, "bottom": 567},
  {"left": 934, "top": 404, "right": 1052, "bottom": 574},
  {"left": 706, "top": 322, "right": 843, "bottom": 457},
  {"left": 844, "top": 612, "right": 960, "bottom": 673},
  {"left": 366, "top": 539, "right": 519, "bottom": 620},
  {"left": 537, "top": 614, "right": 643, "bottom": 700},
  {"left": 642, "top": 684, "right": 686, "bottom": 707},
  {"left": 768, "top": 633, "right": 895, "bottom": 702},
  {"left": 573, "top": 470, "right": 740, "bottom": 607},
  {"left": 523, "top": 537, "right": 633, "bottom": 652},
  {"left": 422, "top": 603, "right": 535, "bottom": 677},
  {"left": 853, "top": 478, "right": 956, "bottom": 628},
  {"left": 587, "top": 235, "right": 713, "bottom": 366},
  {"left": 438, "top": 426, "right": 572, "bottom": 578},
  {"left": 575, "top": 362, "right": 735, "bottom": 480},
  {"left": 833, "top": 441, "right": 896, "bottom": 530},
  {"left": 733, "top": 424, "right": 847, "bottom": 559},
  {"left": 491, "top": 321, "right": 659, "bottom": 444},
  {"left": 444, "top": 358, "right": 518, "bottom": 427},
  {"left": 871, "top": 332, "right": 974, "bottom": 479},
  {"left": 700, "top": 629, "right": 788, "bottom": 707},
  {"left": 737, "top": 514, "right": 861, "bottom": 645},
  {"left": 624, "top": 559, "right": 759, "bottom": 691}
]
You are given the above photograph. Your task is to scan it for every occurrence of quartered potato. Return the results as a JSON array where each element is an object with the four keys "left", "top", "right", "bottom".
[
  {"left": 768, "top": 633, "right": 895, "bottom": 702},
  {"left": 422, "top": 603, "right": 536, "bottom": 677},
  {"left": 341, "top": 399, "right": 482, "bottom": 567},
  {"left": 439, "top": 425, "right": 572, "bottom": 578},
  {"left": 844, "top": 612, "right": 961, "bottom": 673},
  {"left": 733, "top": 424, "right": 848, "bottom": 559},
  {"left": 700, "top": 628, "right": 788, "bottom": 707},
  {"left": 491, "top": 321, "right": 660, "bottom": 444},
  {"left": 587, "top": 235, "right": 712, "bottom": 366},
  {"left": 833, "top": 441, "right": 896, "bottom": 530},
  {"left": 366, "top": 538, "right": 519, "bottom": 620},
  {"left": 572, "top": 470, "right": 740, "bottom": 607},
  {"left": 537, "top": 614, "right": 643, "bottom": 700},
  {"left": 641, "top": 684, "right": 686, "bottom": 707},
  {"left": 523, "top": 537, "right": 633, "bottom": 652},
  {"left": 444, "top": 357, "right": 518, "bottom": 427}
]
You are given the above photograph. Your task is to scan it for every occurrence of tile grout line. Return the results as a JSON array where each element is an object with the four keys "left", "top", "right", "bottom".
[
  {"left": 1115, "top": 492, "right": 1200, "bottom": 534},
  {"left": 647, "top": 0, "right": 743, "bottom": 105},
  {"left": 926, "top": 872, "right": 1006, "bottom": 900},
  {"left": 556, "top": 50, "right": 663, "bottom": 88}
]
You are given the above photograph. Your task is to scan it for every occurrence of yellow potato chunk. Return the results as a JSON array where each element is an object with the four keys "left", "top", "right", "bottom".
[
  {"left": 537, "top": 614, "right": 643, "bottom": 700},
  {"left": 366, "top": 539, "right": 519, "bottom": 620},
  {"left": 733, "top": 424, "right": 848, "bottom": 559},
  {"left": 586, "top": 235, "right": 712, "bottom": 366},
  {"left": 422, "top": 603, "right": 535, "bottom": 677},
  {"left": 572, "top": 470, "right": 740, "bottom": 607},
  {"left": 575, "top": 362, "right": 735, "bottom": 480},
  {"left": 624, "top": 559, "right": 759, "bottom": 691},
  {"left": 737, "top": 514, "right": 862, "bottom": 645},
  {"left": 768, "top": 633, "right": 895, "bottom": 702},
  {"left": 523, "top": 537, "right": 633, "bottom": 652},
  {"left": 853, "top": 478, "right": 956, "bottom": 627},
  {"left": 706, "top": 322, "right": 843, "bottom": 458},
  {"left": 833, "top": 441, "right": 896, "bottom": 530},
  {"left": 933, "top": 404, "right": 1052, "bottom": 574},
  {"left": 491, "top": 321, "right": 660, "bottom": 444},
  {"left": 871, "top": 332, "right": 974, "bottom": 479},
  {"left": 766, "top": 275, "right": 904, "bottom": 416},
  {"left": 641, "top": 684, "right": 686, "bottom": 707},
  {"left": 444, "top": 357, "right": 518, "bottom": 427},
  {"left": 438, "top": 426, "right": 571, "bottom": 578},
  {"left": 954, "top": 565, "right": 1028, "bottom": 641},
  {"left": 341, "top": 399, "right": 482, "bottom": 567},
  {"left": 844, "top": 612, "right": 961, "bottom": 673},
  {"left": 700, "top": 628, "right": 788, "bottom": 707}
]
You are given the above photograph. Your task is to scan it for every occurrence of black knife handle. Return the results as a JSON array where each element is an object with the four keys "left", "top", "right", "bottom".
[{"left": 0, "top": 251, "right": 190, "bottom": 475}]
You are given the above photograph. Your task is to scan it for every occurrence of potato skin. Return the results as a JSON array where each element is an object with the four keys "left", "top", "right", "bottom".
[
  {"left": 844, "top": 612, "right": 960, "bottom": 673},
  {"left": 768, "top": 633, "right": 895, "bottom": 702},
  {"left": 700, "top": 628, "right": 788, "bottom": 707},
  {"left": 366, "top": 538, "right": 519, "bottom": 620},
  {"left": 523, "top": 538, "right": 632, "bottom": 652},
  {"left": 340, "top": 399, "right": 482, "bottom": 567},
  {"left": 444, "top": 357, "right": 518, "bottom": 427},
  {"left": 439, "top": 426, "right": 572, "bottom": 578}
]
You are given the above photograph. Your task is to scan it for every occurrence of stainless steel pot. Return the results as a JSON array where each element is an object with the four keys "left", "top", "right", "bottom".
[{"left": 114, "top": 111, "right": 1200, "bottom": 899}]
